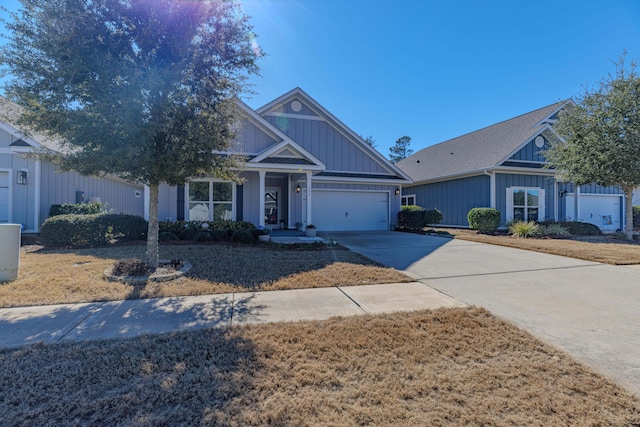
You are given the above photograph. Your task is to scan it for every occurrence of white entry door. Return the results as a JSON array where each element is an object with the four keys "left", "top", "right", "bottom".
[
  {"left": 312, "top": 190, "right": 389, "bottom": 231},
  {"left": 0, "top": 171, "right": 9, "bottom": 223}
]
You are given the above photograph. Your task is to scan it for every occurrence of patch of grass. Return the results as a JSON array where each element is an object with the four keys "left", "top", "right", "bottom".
[
  {"left": 1, "top": 307, "right": 638, "bottom": 425},
  {"left": 439, "top": 228, "right": 640, "bottom": 265},
  {"left": 1, "top": 243, "right": 411, "bottom": 308}
]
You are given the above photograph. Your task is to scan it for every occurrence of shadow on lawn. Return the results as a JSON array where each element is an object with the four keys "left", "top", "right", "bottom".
[
  {"left": 0, "top": 308, "right": 266, "bottom": 425},
  {"left": 0, "top": 293, "right": 265, "bottom": 348}
]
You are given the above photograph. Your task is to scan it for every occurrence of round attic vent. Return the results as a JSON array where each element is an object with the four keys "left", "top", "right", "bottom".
[
  {"left": 291, "top": 100, "right": 302, "bottom": 112},
  {"left": 534, "top": 136, "right": 545, "bottom": 148}
]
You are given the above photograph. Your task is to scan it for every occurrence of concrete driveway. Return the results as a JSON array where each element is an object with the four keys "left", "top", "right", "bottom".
[{"left": 323, "top": 231, "right": 640, "bottom": 396}]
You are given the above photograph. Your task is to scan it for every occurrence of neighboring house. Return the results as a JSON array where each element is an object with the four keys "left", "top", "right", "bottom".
[
  {"left": 0, "top": 99, "right": 145, "bottom": 232},
  {"left": 397, "top": 101, "right": 625, "bottom": 232},
  {"left": 152, "top": 88, "right": 410, "bottom": 231}
]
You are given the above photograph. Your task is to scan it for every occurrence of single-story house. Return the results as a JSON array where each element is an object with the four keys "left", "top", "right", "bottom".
[
  {"left": 397, "top": 101, "right": 626, "bottom": 232},
  {"left": 0, "top": 99, "right": 145, "bottom": 232},
  {"left": 151, "top": 88, "right": 410, "bottom": 231}
]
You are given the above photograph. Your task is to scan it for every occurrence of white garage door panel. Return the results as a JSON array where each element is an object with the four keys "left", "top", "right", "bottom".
[
  {"left": 566, "top": 194, "right": 621, "bottom": 231},
  {"left": 0, "top": 172, "right": 8, "bottom": 222},
  {"left": 313, "top": 191, "right": 388, "bottom": 231}
]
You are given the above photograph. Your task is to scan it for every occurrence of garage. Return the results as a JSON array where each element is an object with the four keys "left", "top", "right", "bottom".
[
  {"left": 311, "top": 190, "right": 389, "bottom": 231},
  {"left": 566, "top": 194, "right": 622, "bottom": 232},
  {"left": 0, "top": 171, "right": 8, "bottom": 222}
]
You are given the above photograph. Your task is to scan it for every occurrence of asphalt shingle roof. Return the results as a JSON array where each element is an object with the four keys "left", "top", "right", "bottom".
[{"left": 398, "top": 100, "right": 568, "bottom": 184}]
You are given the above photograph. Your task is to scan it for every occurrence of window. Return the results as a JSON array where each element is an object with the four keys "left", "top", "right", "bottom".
[
  {"left": 507, "top": 187, "right": 545, "bottom": 222},
  {"left": 401, "top": 194, "right": 416, "bottom": 206},
  {"left": 187, "top": 180, "right": 234, "bottom": 221}
]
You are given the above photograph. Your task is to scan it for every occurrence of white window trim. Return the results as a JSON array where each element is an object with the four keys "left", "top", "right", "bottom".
[
  {"left": 401, "top": 194, "right": 416, "bottom": 206},
  {"left": 185, "top": 179, "right": 236, "bottom": 221},
  {"left": 0, "top": 168, "right": 13, "bottom": 223},
  {"left": 506, "top": 186, "right": 545, "bottom": 222}
]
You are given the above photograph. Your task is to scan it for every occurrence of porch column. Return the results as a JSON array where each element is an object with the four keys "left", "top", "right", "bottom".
[
  {"left": 305, "top": 171, "right": 312, "bottom": 226},
  {"left": 259, "top": 170, "right": 266, "bottom": 227},
  {"left": 574, "top": 184, "right": 580, "bottom": 221}
]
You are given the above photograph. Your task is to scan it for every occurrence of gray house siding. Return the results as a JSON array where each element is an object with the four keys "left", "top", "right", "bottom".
[
  {"left": 495, "top": 173, "right": 555, "bottom": 225},
  {"left": 234, "top": 120, "right": 278, "bottom": 154},
  {"left": 264, "top": 116, "right": 389, "bottom": 175},
  {"left": 508, "top": 137, "right": 548, "bottom": 162},
  {"left": 405, "top": 175, "right": 490, "bottom": 227},
  {"left": 40, "top": 162, "right": 144, "bottom": 228}
]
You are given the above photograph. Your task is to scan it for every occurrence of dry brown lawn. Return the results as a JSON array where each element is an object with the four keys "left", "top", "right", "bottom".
[
  {"left": 1, "top": 307, "right": 638, "bottom": 426},
  {"left": 1, "top": 243, "right": 411, "bottom": 308},
  {"left": 438, "top": 228, "right": 640, "bottom": 265}
]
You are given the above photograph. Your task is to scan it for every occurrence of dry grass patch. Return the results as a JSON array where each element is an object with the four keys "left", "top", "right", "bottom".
[
  {"left": 1, "top": 243, "right": 411, "bottom": 308},
  {"left": 1, "top": 307, "right": 638, "bottom": 425},
  {"left": 439, "top": 228, "right": 640, "bottom": 265}
]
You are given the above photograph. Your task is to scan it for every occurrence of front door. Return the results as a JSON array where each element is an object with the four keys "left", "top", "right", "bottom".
[{"left": 265, "top": 187, "right": 280, "bottom": 226}]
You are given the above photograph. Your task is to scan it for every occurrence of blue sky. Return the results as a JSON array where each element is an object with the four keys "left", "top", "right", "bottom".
[{"left": 2, "top": 1, "right": 640, "bottom": 157}]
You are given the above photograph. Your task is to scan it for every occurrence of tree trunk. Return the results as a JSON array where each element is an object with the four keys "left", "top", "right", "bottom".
[
  {"left": 624, "top": 186, "right": 634, "bottom": 241},
  {"left": 146, "top": 183, "right": 160, "bottom": 268}
]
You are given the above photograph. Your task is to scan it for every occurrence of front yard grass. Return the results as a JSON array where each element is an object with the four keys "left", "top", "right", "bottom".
[
  {"left": 1, "top": 307, "right": 638, "bottom": 425},
  {"left": 438, "top": 228, "right": 640, "bottom": 265},
  {"left": 1, "top": 242, "right": 412, "bottom": 308}
]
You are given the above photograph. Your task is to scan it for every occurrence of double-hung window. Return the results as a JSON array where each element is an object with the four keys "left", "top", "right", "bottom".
[
  {"left": 506, "top": 187, "right": 545, "bottom": 222},
  {"left": 187, "top": 180, "right": 235, "bottom": 221},
  {"left": 401, "top": 194, "right": 416, "bottom": 206}
]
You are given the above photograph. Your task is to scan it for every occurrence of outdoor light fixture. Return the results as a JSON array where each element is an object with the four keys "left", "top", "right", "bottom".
[
  {"left": 394, "top": 187, "right": 400, "bottom": 196},
  {"left": 296, "top": 184, "right": 301, "bottom": 193},
  {"left": 16, "top": 170, "right": 27, "bottom": 185}
]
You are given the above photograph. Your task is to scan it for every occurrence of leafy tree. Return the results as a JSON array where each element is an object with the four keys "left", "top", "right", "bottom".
[
  {"left": 389, "top": 135, "right": 413, "bottom": 163},
  {"left": 0, "top": 0, "right": 261, "bottom": 265},
  {"left": 545, "top": 56, "right": 640, "bottom": 240}
]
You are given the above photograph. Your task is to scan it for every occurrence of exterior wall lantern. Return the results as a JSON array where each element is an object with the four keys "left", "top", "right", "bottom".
[
  {"left": 394, "top": 187, "right": 400, "bottom": 196},
  {"left": 296, "top": 183, "right": 301, "bottom": 193},
  {"left": 16, "top": 170, "right": 27, "bottom": 185}
]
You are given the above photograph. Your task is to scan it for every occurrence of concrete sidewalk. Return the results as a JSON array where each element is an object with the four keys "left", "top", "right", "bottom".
[{"left": 0, "top": 282, "right": 464, "bottom": 348}]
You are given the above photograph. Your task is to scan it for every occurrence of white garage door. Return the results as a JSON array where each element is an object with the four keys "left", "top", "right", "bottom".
[
  {"left": 566, "top": 194, "right": 621, "bottom": 232},
  {"left": 0, "top": 172, "right": 8, "bottom": 222},
  {"left": 312, "top": 190, "right": 389, "bottom": 231}
]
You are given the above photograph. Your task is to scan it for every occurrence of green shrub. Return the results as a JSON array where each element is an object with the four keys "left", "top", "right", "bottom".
[
  {"left": 193, "top": 231, "right": 214, "bottom": 242},
  {"left": 424, "top": 208, "right": 443, "bottom": 227},
  {"left": 633, "top": 206, "right": 640, "bottom": 229},
  {"left": 467, "top": 208, "right": 500, "bottom": 234},
  {"left": 211, "top": 230, "right": 227, "bottom": 241},
  {"left": 230, "top": 229, "right": 253, "bottom": 243},
  {"left": 539, "top": 223, "right": 571, "bottom": 237},
  {"left": 509, "top": 221, "right": 541, "bottom": 238},
  {"left": 178, "top": 227, "right": 197, "bottom": 241},
  {"left": 397, "top": 207, "right": 425, "bottom": 231},
  {"left": 49, "top": 202, "right": 107, "bottom": 217},
  {"left": 112, "top": 259, "right": 150, "bottom": 276},
  {"left": 560, "top": 221, "right": 602, "bottom": 236},
  {"left": 158, "top": 232, "right": 179, "bottom": 242},
  {"left": 40, "top": 214, "right": 147, "bottom": 247},
  {"left": 400, "top": 205, "right": 425, "bottom": 212}
]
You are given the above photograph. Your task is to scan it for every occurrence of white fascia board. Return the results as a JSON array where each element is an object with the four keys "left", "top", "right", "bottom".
[
  {"left": 0, "top": 123, "right": 44, "bottom": 148},
  {"left": 405, "top": 168, "right": 496, "bottom": 187},
  {"left": 533, "top": 99, "right": 575, "bottom": 127},
  {"left": 250, "top": 139, "right": 326, "bottom": 169},
  {"left": 256, "top": 88, "right": 411, "bottom": 181},
  {"left": 492, "top": 166, "right": 556, "bottom": 176},
  {"left": 244, "top": 163, "right": 325, "bottom": 172},
  {"left": 312, "top": 175, "right": 410, "bottom": 185}
]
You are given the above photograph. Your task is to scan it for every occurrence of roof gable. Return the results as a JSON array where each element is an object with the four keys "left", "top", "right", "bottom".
[
  {"left": 246, "top": 139, "right": 325, "bottom": 171},
  {"left": 398, "top": 100, "right": 569, "bottom": 183},
  {"left": 257, "top": 88, "right": 411, "bottom": 181}
]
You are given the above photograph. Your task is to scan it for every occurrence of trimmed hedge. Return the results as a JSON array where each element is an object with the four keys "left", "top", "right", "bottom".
[
  {"left": 467, "top": 208, "right": 500, "bottom": 234},
  {"left": 158, "top": 232, "right": 179, "bottom": 242},
  {"left": 230, "top": 229, "right": 253, "bottom": 243},
  {"left": 397, "top": 207, "right": 443, "bottom": 232},
  {"left": 40, "top": 214, "right": 147, "bottom": 247},
  {"left": 159, "top": 220, "right": 256, "bottom": 236},
  {"left": 49, "top": 202, "right": 107, "bottom": 217},
  {"left": 634, "top": 206, "right": 640, "bottom": 229}
]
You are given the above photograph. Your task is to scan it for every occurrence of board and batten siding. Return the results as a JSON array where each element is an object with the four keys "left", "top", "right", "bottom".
[
  {"left": 495, "top": 173, "right": 555, "bottom": 225},
  {"left": 405, "top": 175, "right": 490, "bottom": 227},
  {"left": 508, "top": 137, "right": 549, "bottom": 162},
  {"left": 233, "top": 120, "right": 278, "bottom": 154},
  {"left": 40, "top": 162, "right": 144, "bottom": 228},
  {"left": 264, "top": 116, "right": 389, "bottom": 175},
  {"left": 0, "top": 153, "right": 38, "bottom": 230}
]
